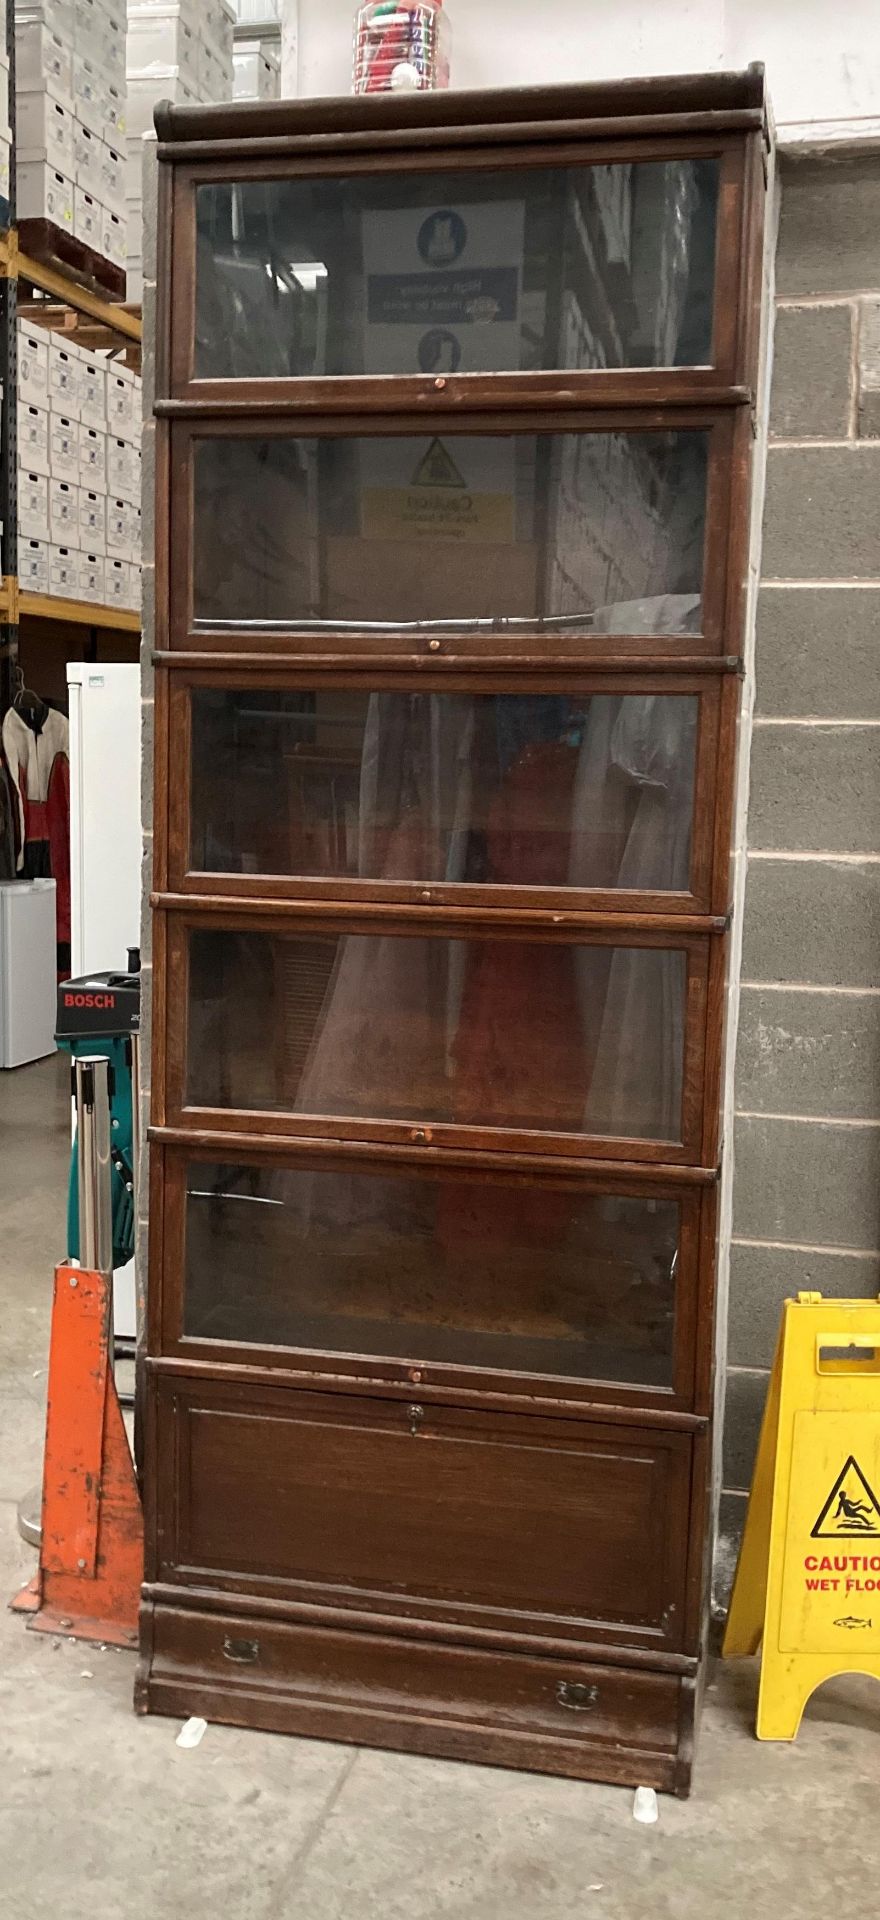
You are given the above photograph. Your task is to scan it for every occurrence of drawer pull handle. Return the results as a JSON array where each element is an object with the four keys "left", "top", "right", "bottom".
[
  {"left": 556, "top": 1681, "right": 599, "bottom": 1712},
  {"left": 223, "top": 1636, "right": 260, "bottom": 1665}
]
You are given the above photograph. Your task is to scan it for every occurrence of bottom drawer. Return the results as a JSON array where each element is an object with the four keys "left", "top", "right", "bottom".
[{"left": 139, "top": 1600, "right": 694, "bottom": 1794}]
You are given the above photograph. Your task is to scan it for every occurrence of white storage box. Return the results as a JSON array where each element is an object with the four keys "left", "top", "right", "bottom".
[
  {"left": 79, "top": 423, "right": 107, "bottom": 489},
  {"left": 73, "top": 53, "right": 107, "bottom": 138},
  {"left": 105, "top": 554, "right": 130, "bottom": 608},
  {"left": 49, "top": 476, "right": 80, "bottom": 545},
  {"left": 15, "top": 22, "right": 74, "bottom": 109},
  {"left": 18, "top": 534, "right": 50, "bottom": 594},
  {"left": 49, "top": 412, "right": 78, "bottom": 480},
  {"left": 17, "top": 159, "right": 74, "bottom": 230},
  {"left": 79, "top": 355, "right": 106, "bottom": 429},
  {"left": 101, "top": 142, "right": 124, "bottom": 214},
  {"left": 106, "top": 436, "right": 139, "bottom": 503},
  {"left": 126, "top": 197, "right": 143, "bottom": 261},
  {"left": 107, "top": 368, "right": 138, "bottom": 435},
  {"left": 18, "top": 402, "right": 50, "bottom": 477},
  {"left": 77, "top": 549, "right": 105, "bottom": 601},
  {"left": 15, "top": 0, "right": 75, "bottom": 40},
  {"left": 74, "top": 184, "right": 101, "bottom": 251},
  {"left": 126, "top": 258, "right": 143, "bottom": 305},
  {"left": 74, "top": 120, "right": 103, "bottom": 197},
  {"left": 233, "top": 42, "right": 280, "bottom": 102},
  {"left": 99, "top": 206, "right": 125, "bottom": 269},
  {"left": 18, "top": 329, "right": 50, "bottom": 407},
  {"left": 76, "top": 0, "right": 125, "bottom": 77},
  {"left": 18, "top": 470, "right": 50, "bottom": 541},
  {"left": 48, "top": 337, "right": 81, "bottom": 419},
  {"left": 0, "top": 134, "right": 10, "bottom": 210},
  {"left": 78, "top": 487, "right": 106, "bottom": 553},
  {"left": 127, "top": 5, "right": 200, "bottom": 86},
  {"left": 17, "top": 93, "right": 75, "bottom": 174},
  {"left": 197, "top": 38, "right": 229, "bottom": 102},
  {"left": 200, "top": 0, "right": 236, "bottom": 55},
  {"left": 48, "top": 541, "right": 78, "bottom": 598},
  {"left": 106, "top": 495, "right": 136, "bottom": 558},
  {"left": 125, "top": 563, "right": 142, "bottom": 612},
  {"left": 104, "top": 79, "right": 125, "bottom": 146},
  {"left": 125, "top": 67, "right": 196, "bottom": 140}
]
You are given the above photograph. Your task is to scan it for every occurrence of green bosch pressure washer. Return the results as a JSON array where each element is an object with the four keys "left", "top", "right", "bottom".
[{"left": 55, "top": 951, "right": 141, "bottom": 1273}]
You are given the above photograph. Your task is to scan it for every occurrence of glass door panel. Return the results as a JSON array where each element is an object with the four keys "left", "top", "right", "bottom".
[
  {"left": 189, "top": 686, "right": 699, "bottom": 895},
  {"left": 182, "top": 1156, "right": 682, "bottom": 1389},
  {"left": 191, "top": 428, "right": 708, "bottom": 636},
  {"left": 185, "top": 924, "right": 690, "bottom": 1146},
  {"left": 193, "top": 159, "right": 720, "bottom": 380}
]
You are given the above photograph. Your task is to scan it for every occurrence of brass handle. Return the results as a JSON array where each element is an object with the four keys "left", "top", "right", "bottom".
[{"left": 556, "top": 1681, "right": 599, "bottom": 1712}]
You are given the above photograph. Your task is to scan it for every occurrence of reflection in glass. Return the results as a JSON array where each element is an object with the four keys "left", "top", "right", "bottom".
[
  {"left": 192, "top": 429, "right": 707, "bottom": 634},
  {"left": 184, "top": 1159, "right": 680, "bottom": 1386},
  {"left": 190, "top": 688, "right": 698, "bottom": 893},
  {"left": 194, "top": 160, "right": 719, "bottom": 379},
  {"left": 186, "top": 928, "right": 687, "bottom": 1142}
]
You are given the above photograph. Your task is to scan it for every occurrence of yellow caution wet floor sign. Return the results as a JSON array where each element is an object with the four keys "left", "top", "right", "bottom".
[{"left": 723, "top": 1293, "right": 880, "bottom": 1739}]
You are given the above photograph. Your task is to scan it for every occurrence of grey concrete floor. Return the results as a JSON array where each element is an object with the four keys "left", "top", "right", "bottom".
[{"left": 2, "top": 1055, "right": 879, "bottom": 1920}]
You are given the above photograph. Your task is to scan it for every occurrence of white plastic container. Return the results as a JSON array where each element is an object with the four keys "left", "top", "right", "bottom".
[
  {"left": 18, "top": 402, "right": 51, "bottom": 477},
  {"left": 0, "top": 880, "right": 57, "bottom": 1068},
  {"left": 18, "top": 534, "right": 50, "bottom": 594},
  {"left": 18, "top": 329, "right": 50, "bottom": 407},
  {"left": 49, "top": 476, "right": 80, "bottom": 546},
  {"left": 17, "top": 93, "right": 75, "bottom": 174},
  {"left": 18, "top": 470, "right": 50, "bottom": 541},
  {"left": 15, "top": 22, "right": 74, "bottom": 110},
  {"left": 48, "top": 337, "right": 80, "bottom": 420},
  {"left": 78, "top": 487, "right": 106, "bottom": 553},
  {"left": 127, "top": 6, "right": 200, "bottom": 88},
  {"left": 17, "top": 159, "right": 74, "bottom": 230}
]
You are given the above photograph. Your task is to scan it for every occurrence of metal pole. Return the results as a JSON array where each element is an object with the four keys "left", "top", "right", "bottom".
[{"left": 75, "top": 1056, "right": 113, "bottom": 1280}]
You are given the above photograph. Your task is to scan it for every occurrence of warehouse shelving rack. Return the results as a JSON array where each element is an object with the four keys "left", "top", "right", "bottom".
[{"left": 0, "top": 12, "right": 143, "bottom": 717}]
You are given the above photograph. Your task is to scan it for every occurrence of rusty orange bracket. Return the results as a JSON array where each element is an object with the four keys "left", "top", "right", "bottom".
[{"left": 10, "top": 1261, "right": 143, "bottom": 1648}]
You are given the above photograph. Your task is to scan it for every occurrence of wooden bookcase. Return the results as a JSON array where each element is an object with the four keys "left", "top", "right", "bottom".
[{"left": 137, "top": 70, "right": 768, "bottom": 1794}]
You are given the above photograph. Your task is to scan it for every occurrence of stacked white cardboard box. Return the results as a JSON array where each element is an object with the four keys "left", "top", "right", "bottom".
[
  {"left": 0, "top": 0, "right": 11, "bottom": 211},
  {"left": 126, "top": 0, "right": 235, "bottom": 299},
  {"left": 18, "top": 323, "right": 141, "bottom": 610},
  {"left": 15, "top": 0, "right": 127, "bottom": 275}
]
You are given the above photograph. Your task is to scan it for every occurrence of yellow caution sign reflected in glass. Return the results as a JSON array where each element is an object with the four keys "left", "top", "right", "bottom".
[{"left": 723, "top": 1295, "right": 880, "bottom": 1739}]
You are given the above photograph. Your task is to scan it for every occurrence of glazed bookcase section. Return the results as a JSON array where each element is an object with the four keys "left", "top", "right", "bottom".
[
  {"left": 166, "top": 411, "right": 736, "bottom": 660},
  {"left": 148, "top": 1141, "right": 713, "bottom": 1413},
  {"left": 170, "top": 670, "right": 725, "bottom": 917},
  {"left": 143, "top": 69, "right": 768, "bottom": 1796},
  {"left": 160, "top": 907, "right": 715, "bottom": 1165}
]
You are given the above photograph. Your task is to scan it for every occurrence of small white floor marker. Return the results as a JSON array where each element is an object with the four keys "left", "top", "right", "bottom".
[
  {"left": 176, "top": 1716, "right": 207, "bottom": 1749},
  {"left": 632, "top": 1786, "right": 659, "bottom": 1824}
]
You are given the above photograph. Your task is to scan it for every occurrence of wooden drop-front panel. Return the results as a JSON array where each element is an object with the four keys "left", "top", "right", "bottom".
[{"left": 139, "top": 69, "right": 768, "bottom": 1796}]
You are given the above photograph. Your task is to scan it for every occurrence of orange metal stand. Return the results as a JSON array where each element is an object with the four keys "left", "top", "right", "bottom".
[{"left": 10, "top": 1260, "right": 143, "bottom": 1648}]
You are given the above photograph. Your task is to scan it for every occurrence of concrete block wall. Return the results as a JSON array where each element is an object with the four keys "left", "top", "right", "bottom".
[{"left": 719, "top": 151, "right": 880, "bottom": 1566}]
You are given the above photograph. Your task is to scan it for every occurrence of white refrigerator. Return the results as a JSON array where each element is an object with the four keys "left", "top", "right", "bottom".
[{"left": 68, "top": 663, "right": 142, "bottom": 1339}]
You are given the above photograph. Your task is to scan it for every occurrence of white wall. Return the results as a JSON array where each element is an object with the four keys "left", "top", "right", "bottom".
[{"left": 284, "top": 0, "right": 880, "bottom": 141}]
